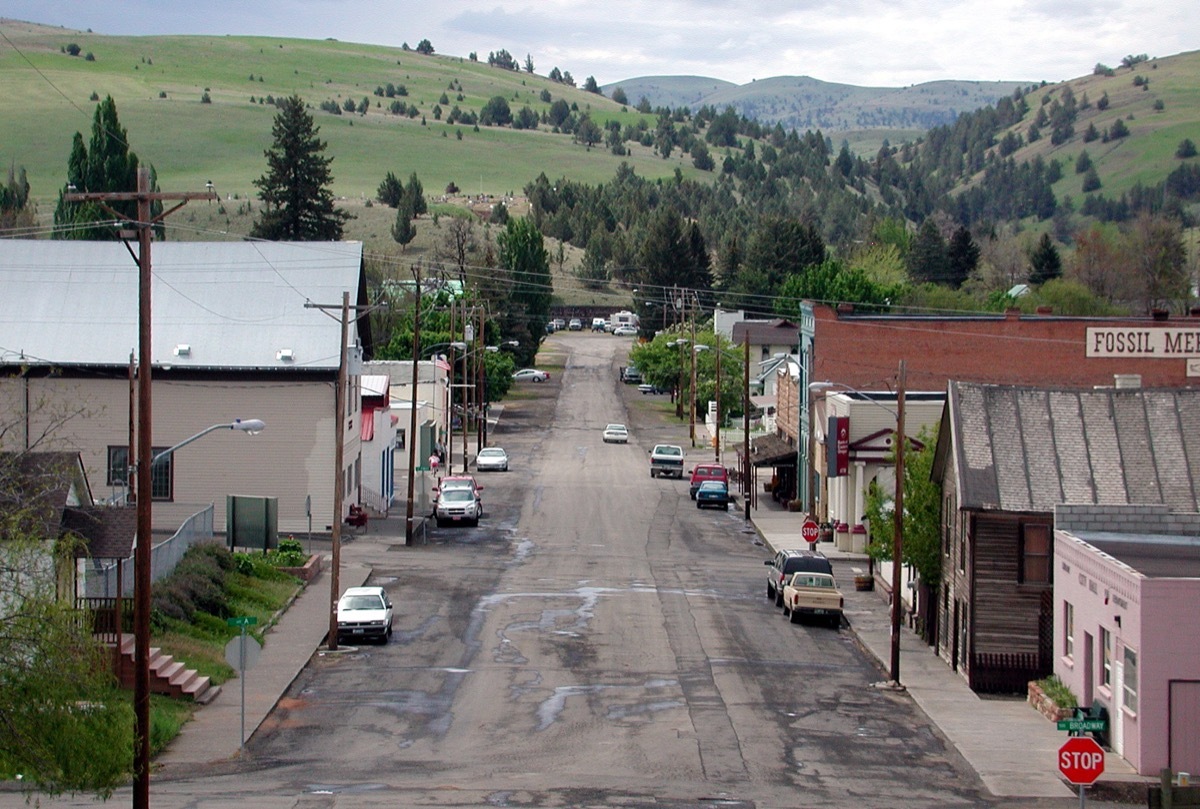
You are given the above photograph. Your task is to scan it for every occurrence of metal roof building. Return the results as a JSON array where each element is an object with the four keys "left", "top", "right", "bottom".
[{"left": 0, "top": 240, "right": 366, "bottom": 370}]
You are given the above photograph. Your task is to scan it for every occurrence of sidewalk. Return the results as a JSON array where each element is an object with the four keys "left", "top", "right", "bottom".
[
  {"left": 749, "top": 501, "right": 1147, "bottom": 799},
  {"left": 154, "top": 556, "right": 371, "bottom": 771}
]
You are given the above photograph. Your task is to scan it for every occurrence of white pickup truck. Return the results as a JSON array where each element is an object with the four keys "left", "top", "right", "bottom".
[
  {"left": 649, "top": 444, "right": 684, "bottom": 478},
  {"left": 781, "top": 572, "right": 844, "bottom": 628}
]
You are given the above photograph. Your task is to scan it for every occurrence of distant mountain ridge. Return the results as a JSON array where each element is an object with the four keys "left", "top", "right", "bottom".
[{"left": 604, "top": 74, "right": 1028, "bottom": 134}]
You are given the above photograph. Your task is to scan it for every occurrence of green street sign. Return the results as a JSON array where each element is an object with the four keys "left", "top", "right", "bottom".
[
  {"left": 226, "top": 615, "right": 258, "bottom": 628},
  {"left": 416, "top": 465, "right": 431, "bottom": 472},
  {"left": 1057, "top": 718, "right": 1107, "bottom": 732}
]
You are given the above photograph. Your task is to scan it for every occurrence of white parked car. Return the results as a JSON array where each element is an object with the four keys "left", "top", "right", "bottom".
[
  {"left": 602, "top": 423, "right": 629, "bottom": 443},
  {"left": 613, "top": 325, "right": 639, "bottom": 337},
  {"left": 336, "top": 586, "right": 393, "bottom": 644},
  {"left": 512, "top": 368, "right": 550, "bottom": 382},
  {"left": 475, "top": 447, "right": 509, "bottom": 472}
]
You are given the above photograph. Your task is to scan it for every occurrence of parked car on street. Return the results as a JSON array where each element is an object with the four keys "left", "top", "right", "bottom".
[
  {"left": 688, "top": 463, "right": 728, "bottom": 499},
  {"left": 620, "top": 365, "right": 642, "bottom": 384},
  {"left": 475, "top": 447, "right": 509, "bottom": 472},
  {"left": 436, "top": 475, "right": 482, "bottom": 516},
  {"left": 512, "top": 368, "right": 550, "bottom": 382},
  {"left": 602, "top": 423, "right": 629, "bottom": 443},
  {"left": 592, "top": 317, "right": 608, "bottom": 332},
  {"left": 695, "top": 480, "right": 731, "bottom": 510},
  {"left": 336, "top": 586, "right": 393, "bottom": 643},
  {"left": 568, "top": 318, "right": 583, "bottom": 331},
  {"left": 781, "top": 571, "right": 844, "bottom": 628},
  {"left": 435, "top": 487, "right": 481, "bottom": 527},
  {"left": 765, "top": 548, "right": 834, "bottom": 607},
  {"left": 613, "top": 325, "right": 639, "bottom": 337}
]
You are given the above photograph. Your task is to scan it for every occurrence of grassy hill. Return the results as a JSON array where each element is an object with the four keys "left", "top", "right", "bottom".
[
  {"left": 0, "top": 19, "right": 701, "bottom": 208},
  {"left": 993, "top": 50, "right": 1200, "bottom": 201}
]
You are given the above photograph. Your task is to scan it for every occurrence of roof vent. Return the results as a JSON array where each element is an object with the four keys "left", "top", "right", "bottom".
[
  {"left": 173, "top": 344, "right": 191, "bottom": 357},
  {"left": 276, "top": 348, "right": 295, "bottom": 362},
  {"left": 1114, "top": 374, "right": 1142, "bottom": 389}
]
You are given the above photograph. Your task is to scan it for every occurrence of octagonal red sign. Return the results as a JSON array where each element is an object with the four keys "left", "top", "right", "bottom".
[{"left": 1058, "top": 736, "right": 1105, "bottom": 785}]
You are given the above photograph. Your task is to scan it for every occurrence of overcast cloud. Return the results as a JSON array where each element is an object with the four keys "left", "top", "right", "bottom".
[{"left": 4, "top": 0, "right": 1195, "bottom": 87}]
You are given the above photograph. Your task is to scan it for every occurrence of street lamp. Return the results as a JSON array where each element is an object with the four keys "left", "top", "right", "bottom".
[
  {"left": 138, "top": 417, "right": 262, "bottom": 799},
  {"left": 150, "top": 419, "right": 265, "bottom": 466},
  {"left": 810, "top": 358, "right": 907, "bottom": 689}
]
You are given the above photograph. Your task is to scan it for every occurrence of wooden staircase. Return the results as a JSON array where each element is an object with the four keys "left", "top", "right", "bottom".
[{"left": 115, "top": 634, "right": 219, "bottom": 703}]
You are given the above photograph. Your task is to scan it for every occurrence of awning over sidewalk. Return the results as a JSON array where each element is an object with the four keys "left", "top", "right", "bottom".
[{"left": 746, "top": 434, "right": 796, "bottom": 467}]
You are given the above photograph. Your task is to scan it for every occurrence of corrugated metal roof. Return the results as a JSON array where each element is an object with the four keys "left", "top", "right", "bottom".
[
  {"left": 0, "top": 240, "right": 362, "bottom": 371},
  {"left": 948, "top": 381, "right": 1200, "bottom": 512}
]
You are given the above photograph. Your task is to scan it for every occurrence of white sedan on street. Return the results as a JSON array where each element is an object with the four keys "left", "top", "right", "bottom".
[
  {"left": 475, "top": 447, "right": 509, "bottom": 471},
  {"left": 602, "top": 423, "right": 629, "bottom": 443},
  {"left": 512, "top": 368, "right": 550, "bottom": 382},
  {"left": 613, "top": 325, "right": 639, "bottom": 337}
]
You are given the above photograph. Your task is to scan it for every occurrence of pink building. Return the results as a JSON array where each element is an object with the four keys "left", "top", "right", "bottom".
[{"left": 1054, "top": 504, "right": 1200, "bottom": 777}]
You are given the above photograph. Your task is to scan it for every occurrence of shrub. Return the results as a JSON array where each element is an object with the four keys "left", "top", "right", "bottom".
[{"left": 1035, "top": 675, "right": 1078, "bottom": 709}]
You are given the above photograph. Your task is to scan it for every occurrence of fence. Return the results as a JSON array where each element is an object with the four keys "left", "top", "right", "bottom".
[
  {"left": 360, "top": 485, "right": 390, "bottom": 517},
  {"left": 84, "top": 503, "right": 216, "bottom": 598},
  {"left": 970, "top": 650, "right": 1047, "bottom": 694}
]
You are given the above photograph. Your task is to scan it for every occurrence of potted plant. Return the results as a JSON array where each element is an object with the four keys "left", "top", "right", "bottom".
[
  {"left": 854, "top": 573, "right": 874, "bottom": 591},
  {"left": 787, "top": 498, "right": 803, "bottom": 512}
]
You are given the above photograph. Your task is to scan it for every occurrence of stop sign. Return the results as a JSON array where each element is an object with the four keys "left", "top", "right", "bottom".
[
  {"left": 1058, "top": 736, "right": 1105, "bottom": 785},
  {"left": 800, "top": 519, "right": 820, "bottom": 543}
]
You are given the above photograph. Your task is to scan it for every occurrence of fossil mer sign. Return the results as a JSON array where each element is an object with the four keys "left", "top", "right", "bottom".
[{"left": 1087, "top": 327, "right": 1200, "bottom": 358}]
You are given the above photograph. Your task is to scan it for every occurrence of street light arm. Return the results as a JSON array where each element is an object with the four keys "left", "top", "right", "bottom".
[{"left": 151, "top": 419, "right": 265, "bottom": 466}]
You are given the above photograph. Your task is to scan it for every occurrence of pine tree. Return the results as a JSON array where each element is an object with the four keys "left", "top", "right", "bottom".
[
  {"left": 946, "top": 226, "right": 980, "bottom": 288},
  {"left": 250, "top": 95, "right": 351, "bottom": 241},
  {"left": 53, "top": 96, "right": 150, "bottom": 240},
  {"left": 390, "top": 198, "right": 415, "bottom": 248},
  {"left": 906, "top": 219, "right": 951, "bottom": 284},
  {"left": 1029, "top": 233, "right": 1063, "bottom": 284},
  {"left": 405, "top": 172, "right": 427, "bottom": 216}
]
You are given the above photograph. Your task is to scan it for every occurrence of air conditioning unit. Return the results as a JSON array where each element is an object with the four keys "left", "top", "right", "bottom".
[
  {"left": 277, "top": 348, "right": 295, "bottom": 362},
  {"left": 173, "top": 344, "right": 191, "bottom": 357}
]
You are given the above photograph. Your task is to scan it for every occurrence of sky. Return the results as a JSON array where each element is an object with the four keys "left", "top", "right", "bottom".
[{"left": 3, "top": 0, "right": 1197, "bottom": 88}]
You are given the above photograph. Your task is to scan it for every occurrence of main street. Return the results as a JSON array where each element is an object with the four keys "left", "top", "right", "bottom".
[{"left": 13, "top": 332, "right": 1000, "bottom": 808}]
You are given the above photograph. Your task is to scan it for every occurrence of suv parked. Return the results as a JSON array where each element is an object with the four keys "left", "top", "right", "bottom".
[
  {"left": 688, "top": 463, "right": 728, "bottom": 499},
  {"left": 764, "top": 549, "right": 834, "bottom": 607}
]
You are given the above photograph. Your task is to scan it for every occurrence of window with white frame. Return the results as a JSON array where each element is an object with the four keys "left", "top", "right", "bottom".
[
  {"left": 1100, "top": 627, "right": 1112, "bottom": 688},
  {"left": 1064, "top": 602, "right": 1074, "bottom": 659},
  {"left": 1122, "top": 646, "right": 1138, "bottom": 712},
  {"left": 107, "top": 445, "right": 173, "bottom": 501}
]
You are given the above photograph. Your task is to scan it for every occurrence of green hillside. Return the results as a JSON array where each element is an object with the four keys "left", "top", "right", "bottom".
[{"left": 0, "top": 19, "right": 699, "bottom": 207}]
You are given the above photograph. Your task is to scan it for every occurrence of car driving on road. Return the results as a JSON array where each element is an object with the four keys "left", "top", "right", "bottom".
[
  {"left": 649, "top": 444, "right": 684, "bottom": 478},
  {"left": 602, "top": 423, "right": 629, "bottom": 443},
  {"left": 435, "top": 487, "right": 481, "bottom": 527},
  {"left": 512, "top": 368, "right": 550, "bottom": 382}
]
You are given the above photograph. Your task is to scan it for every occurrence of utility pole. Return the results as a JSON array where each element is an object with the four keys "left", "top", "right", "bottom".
[
  {"left": 405, "top": 266, "right": 422, "bottom": 546},
  {"left": 328, "top": 291, "right": 349, "bottom": 645},
  {"left": 689, "top": 302, "right": 697, "bottom": 447},
  {"left": 476, "top": 307, "right": 485, "bottom": 452},
  {"left": 890, "top": 359, "right": 907, "bottom": 687},
  {"left": 714, "top": 332, "right": 722, "bottom": 464},
  {"left": 64, "top": 168, "right": 214, "bottom": 809},
  {"left": 743, "top": 332, "right": 751, "bottom": 521}
]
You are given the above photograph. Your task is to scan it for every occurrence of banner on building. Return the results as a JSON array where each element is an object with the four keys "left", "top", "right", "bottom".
[{"left": 826, "top": 416, "right": 849, "bottom": 478}]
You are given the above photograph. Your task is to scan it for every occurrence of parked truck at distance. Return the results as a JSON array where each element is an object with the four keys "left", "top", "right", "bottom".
[
  {"left": 780, "top": 571, "right": 844, "bottom": 628},
  {"left": 649, "top": 444, "right": 685, "bottom": 478}
]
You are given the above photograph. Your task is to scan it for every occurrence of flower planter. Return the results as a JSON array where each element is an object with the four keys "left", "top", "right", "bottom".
[
  {"left": 278, "top": 554, "right": 322, "bottom": 583},
  {"left": 1027, "top": 680, "right": 1075, "bottom": 722},
  {"left": 854, "top": 575, "right": 874, "bottom": 591}
]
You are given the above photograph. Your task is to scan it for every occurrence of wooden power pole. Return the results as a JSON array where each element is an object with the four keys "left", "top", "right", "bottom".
[{"left": 64, "top": 168, "right": 214, "bottom": 809}]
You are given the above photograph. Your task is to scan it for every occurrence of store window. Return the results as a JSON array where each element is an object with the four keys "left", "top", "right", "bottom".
[
  {"left": 1122, "top": 646, "right": 1138, "bottom": 712},
  {"left": 1064, "top": 602, "right": 1074, "bottom": 660},
  {"left": 1100, "top": 628, "right": 1112, "bottom": 688}
]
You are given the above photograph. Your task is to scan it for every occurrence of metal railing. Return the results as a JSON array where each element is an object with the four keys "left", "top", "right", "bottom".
[
  {"left": 84, "top": 503, "right": 216, "bottom": 598},
  {"left": 359, "top": 486, "right": 390, "bottom": 516}
]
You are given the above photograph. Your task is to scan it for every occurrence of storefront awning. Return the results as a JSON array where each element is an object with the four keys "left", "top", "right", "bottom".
[{"left": 746, "top": 434, "right": 796, "bottom": 467}]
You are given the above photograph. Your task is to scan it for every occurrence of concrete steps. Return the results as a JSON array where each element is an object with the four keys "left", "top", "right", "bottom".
[{"left": 116, "top": 634, "right": 216, "bottom": 702}]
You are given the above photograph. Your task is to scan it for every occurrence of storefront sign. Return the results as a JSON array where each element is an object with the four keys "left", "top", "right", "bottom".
[{"left": 1087, "top": 327, "right": 1200, "bottom": 358}]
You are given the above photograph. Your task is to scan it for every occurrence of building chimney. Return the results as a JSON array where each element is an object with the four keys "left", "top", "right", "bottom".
[
  {"left": 1152, "top": 309, "right": 1169, "bottom": 321},
  {"left": 1005, "top": 308, "right": 1021, "bottom": 321}
]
